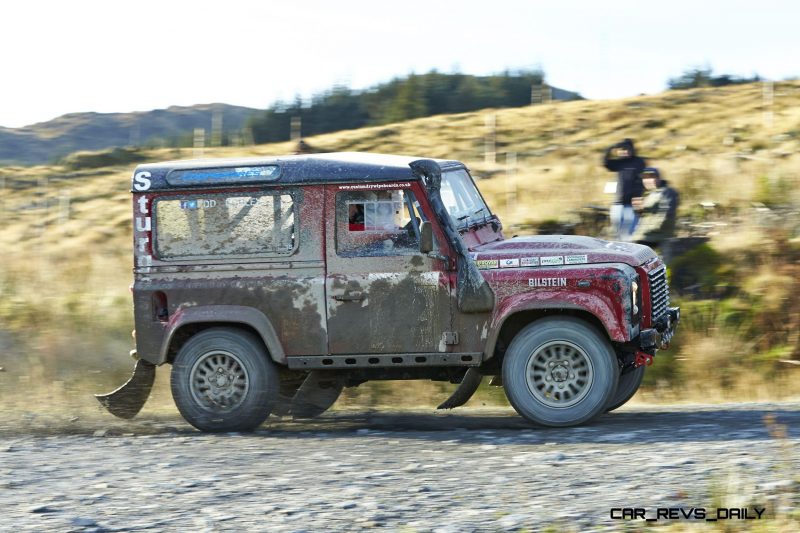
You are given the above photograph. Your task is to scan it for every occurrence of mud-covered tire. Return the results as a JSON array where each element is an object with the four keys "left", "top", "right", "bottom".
[
  {"left": 605, "top": 366, "right": 645, "bottom": 412},
  {"left": 171, "top": 327, "right": 279, "bottom": 432},
  {"left": 502, "top": 317, "right": 618, "bottom": 427}
]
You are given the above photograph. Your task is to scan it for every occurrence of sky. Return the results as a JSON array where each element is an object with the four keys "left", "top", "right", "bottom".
[{"left": 1, "top": 0, "right": 798, "bottom": 128}]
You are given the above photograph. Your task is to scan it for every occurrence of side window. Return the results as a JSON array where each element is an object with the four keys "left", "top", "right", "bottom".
[
  {"left": 336, "top": 189, "right": 423, "bottom": 257},
  {"left": 154, "top": 192, "right": 296, "bottom": 259}
]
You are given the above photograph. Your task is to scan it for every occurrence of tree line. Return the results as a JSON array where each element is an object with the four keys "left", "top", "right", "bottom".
[
  {"left": 247, "top": 70, "right": 547, "bottom": 143},
  {"left": 667, "top": 67, "right": 761, "bottom": 90}
]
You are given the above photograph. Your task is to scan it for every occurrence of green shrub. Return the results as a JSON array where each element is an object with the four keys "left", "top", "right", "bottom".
[{"left": 669, "top": 243, "right": 730, "bottom": 296}]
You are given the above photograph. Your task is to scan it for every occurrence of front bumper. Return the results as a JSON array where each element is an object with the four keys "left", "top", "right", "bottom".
[{"left": 640, "top": 307, "right": 681, "bottom": 351}]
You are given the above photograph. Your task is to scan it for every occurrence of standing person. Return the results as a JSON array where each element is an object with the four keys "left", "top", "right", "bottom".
[
  {"left": 631, "top": 168, "right": 679, "bottom": 247},
  {"left": 603, "top": 138, "right": 646, "bottom": 239}
]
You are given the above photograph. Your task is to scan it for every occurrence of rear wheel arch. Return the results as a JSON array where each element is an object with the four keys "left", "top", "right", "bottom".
[
  {"left": 165, "top": 322, "right": 278, "bottom": 364},
  {"left": 161, "top": 306, "right": 286, "bottom": 365}
]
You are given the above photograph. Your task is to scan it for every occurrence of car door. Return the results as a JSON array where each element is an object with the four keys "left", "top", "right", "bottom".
[{"left": 324, "top": 182, "right": 453, "bottom": 354}]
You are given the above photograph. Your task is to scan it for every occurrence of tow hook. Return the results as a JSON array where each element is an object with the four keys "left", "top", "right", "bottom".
[{"left": 634, "top": 351, "right": 654, "bottom": 367}]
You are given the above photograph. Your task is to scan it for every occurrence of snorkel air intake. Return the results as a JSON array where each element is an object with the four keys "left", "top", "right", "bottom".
[{"left": 409, "top": 159, "right": 494, "bottom": 313}]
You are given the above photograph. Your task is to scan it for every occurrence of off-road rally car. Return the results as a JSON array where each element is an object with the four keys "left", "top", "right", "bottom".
[{"left": 97, "top": 153, "right": 680, "bottom": 432}]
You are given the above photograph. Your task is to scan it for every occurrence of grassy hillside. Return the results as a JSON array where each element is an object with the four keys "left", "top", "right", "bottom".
[
  {"left": 0, "top": 103, "right": 259, "bottom": 165},
  {"left": 1, "top": 81, "right": 799, "bottom": 418}
]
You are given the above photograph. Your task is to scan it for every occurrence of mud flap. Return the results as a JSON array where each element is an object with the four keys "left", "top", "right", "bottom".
[
  {"left": 291, "top": 371, "right": 345, "bottom": 419},
  {"left": 437, "top": 368, "right": 483, "bottom": 410},
  {"left": 94, "top": 359, "right": 156, "bottom": 419}
]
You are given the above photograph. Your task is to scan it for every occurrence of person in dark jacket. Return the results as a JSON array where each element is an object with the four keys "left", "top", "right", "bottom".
[
  {"left": 631, "top": 167, "right": 679, "bottom": 247},
  {"left": 603, "top": 138, "right": 646, "bottom": 239}
]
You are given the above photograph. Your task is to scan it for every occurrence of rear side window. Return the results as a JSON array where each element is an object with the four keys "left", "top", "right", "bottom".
[
  {"left": 154, "top": 192, "right": 296, "bottom": 260},
  {"left": 336, "top": 189, "right": 423, "bottom": 257}
]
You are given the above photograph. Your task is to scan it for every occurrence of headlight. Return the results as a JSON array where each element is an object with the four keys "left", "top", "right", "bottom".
[{"left": 631, "top": 280, "right": 639, "bottom": 316}]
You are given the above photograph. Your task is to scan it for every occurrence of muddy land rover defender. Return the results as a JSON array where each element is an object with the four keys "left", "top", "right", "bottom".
[{"left": 97, "top": 153, "right": 679, "bottom": 431}]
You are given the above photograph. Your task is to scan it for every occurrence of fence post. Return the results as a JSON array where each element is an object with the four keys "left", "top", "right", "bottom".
[
  {"left": 193, "top": 128, "right": 206, "bottom": 158},
  {"left": 762, "top": 80, "right": 774, "bottom": 131},
  {"left": 211, "top": 107, "right": 223, "bottom": 147},
  {"left": 484, "top": 114, "right": 496, "bottom": 164},
  {"left": 38, "top": 175, "right": 49, "bottom": 237},
  {"left": 505, "top": 151, "right": 518, "bottom": 214},
  {"left": 291, "top": 116, "right": 302, "bottom": 143},
  {"left": 59, "top": 191, "right": 71, "bottom": 225}
]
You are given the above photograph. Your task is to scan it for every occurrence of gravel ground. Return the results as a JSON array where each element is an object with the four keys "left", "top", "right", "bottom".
[{"left": 1, "top": 403, "right": 799, "bottom": 532}]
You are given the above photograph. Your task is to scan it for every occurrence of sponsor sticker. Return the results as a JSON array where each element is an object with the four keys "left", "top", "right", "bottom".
[
  {"left": 520, "top": 257, "right": 540, "bottom": 267},
  {"left": 540, "top": 256, "right": 564, "bottom": 266},
  {"left": 338, "top": 182, "right": 412, "bottom": 191},
  {"left": 180, "top": 199, "right": 217, "bottom": 209},
  {"left": 499, "top": 258, "right": 520, "bottom": 268},
  {"left": 565, "top": 254, "right": 588, "bottom": 265},
  {"left": 475, "top": 259, "right": 499, "bottom": 269},
  {"left": 529, "top": 278, "right": 567, "bottom": 287},
  {"left": 226, "top": 197, "right": 259, "bottom": 208}
]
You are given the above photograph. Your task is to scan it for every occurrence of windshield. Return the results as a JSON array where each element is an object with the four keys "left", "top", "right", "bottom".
[{"left": 440, "top": 169, "right": 491, "bottom": 228}]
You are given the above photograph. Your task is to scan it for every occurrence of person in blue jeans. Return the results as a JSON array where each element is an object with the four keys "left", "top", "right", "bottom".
[{"left": 603, "top": 138, "right": 646, "bottom": 239}]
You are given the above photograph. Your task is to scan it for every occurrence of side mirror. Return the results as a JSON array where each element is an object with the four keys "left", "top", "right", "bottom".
[{"left": 419, "top": 221, "right": 434, "bottom": 254}]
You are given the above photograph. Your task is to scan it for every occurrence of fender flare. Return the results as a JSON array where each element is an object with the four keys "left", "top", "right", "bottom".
[
  {"left": 159, "top": 305, "right": 286, "bottom": 365},
  {"left": 483, "top": 298, "right": 631, "bottom": 362}
]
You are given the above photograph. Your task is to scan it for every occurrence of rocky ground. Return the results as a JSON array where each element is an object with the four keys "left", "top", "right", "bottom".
[{"left": 1, "top": 403, "right": 799, "bottom": 532}]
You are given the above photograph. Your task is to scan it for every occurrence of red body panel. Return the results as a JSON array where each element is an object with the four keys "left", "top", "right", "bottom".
[{"left": 482, "top": 266, "right": 634, "bottom": 342}]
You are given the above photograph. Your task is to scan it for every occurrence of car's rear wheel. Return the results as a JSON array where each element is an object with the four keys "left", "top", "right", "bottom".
[
  {"left": 605, "top": 365, "right": 645, "bottom": 412},
  {"left": 502, "top": 317, "right": 618, "bottom": 427},
  {"left": 171, "top": 327, "right": 279, "bottom": 432}
]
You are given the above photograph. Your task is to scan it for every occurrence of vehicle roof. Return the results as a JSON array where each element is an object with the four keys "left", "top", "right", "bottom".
[{"left": 132, "top": 152, "right": 466, "bottom": 191}]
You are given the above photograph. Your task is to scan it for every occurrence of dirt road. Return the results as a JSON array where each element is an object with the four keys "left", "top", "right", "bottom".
[{"left": 2, "top": 403, "right": 799, "bottom": 532}]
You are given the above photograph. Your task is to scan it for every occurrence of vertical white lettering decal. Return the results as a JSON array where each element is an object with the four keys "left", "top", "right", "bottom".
[
  {"left": 133, "top": 171, "right": 152, "bottom": 191},
  {"left": 134, "top": 193, "right": 152, "bottom": 269},
  {"left": 135, "top": 216, "right": 151, "bottom": 232}
]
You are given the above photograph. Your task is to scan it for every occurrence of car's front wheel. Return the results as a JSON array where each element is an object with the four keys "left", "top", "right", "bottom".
[
  {"left": 502, "top": 317, "right": 618, "bottom": 427},
  {"left": 171, "top": 327, "right": 279, "bottom": 432}
]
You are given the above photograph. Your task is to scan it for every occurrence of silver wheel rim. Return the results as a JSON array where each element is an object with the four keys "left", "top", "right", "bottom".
[
  {"left": 525, "top": 340, "right": 594, "bottom": 408},
  {"left": 189, "top": 350, "right": 250, "bottom": 412}
]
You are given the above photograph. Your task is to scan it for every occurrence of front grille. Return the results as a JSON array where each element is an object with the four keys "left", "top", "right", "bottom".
[{"left": 648, "top": 266, "right": 669, "bottom": 322}]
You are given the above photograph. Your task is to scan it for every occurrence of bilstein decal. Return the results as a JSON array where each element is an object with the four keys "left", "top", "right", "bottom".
[
  {"left": 499, "top": 258, "right": 520, "bottom": 268},
  {"left": 529, "top": 278, "right": 567, "bottom": 287},
  {"left": 540, "top": 256, "right": 564, "bottom": 266},
  {"left": 565, "top": 254, "right": 588, "bottom": 264},
  {"left": 476, "top": 259, "right": 499, "bottom": 269}
]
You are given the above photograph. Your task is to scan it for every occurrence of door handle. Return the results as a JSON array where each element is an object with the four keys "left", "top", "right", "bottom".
[{"left": 333, "top": 292, "right": 366, "bottom": 302}]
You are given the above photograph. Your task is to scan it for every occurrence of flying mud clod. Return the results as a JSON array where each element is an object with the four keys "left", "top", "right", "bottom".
[{"left": 95, "top": 359, "right": 156, "bottom": 419}]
